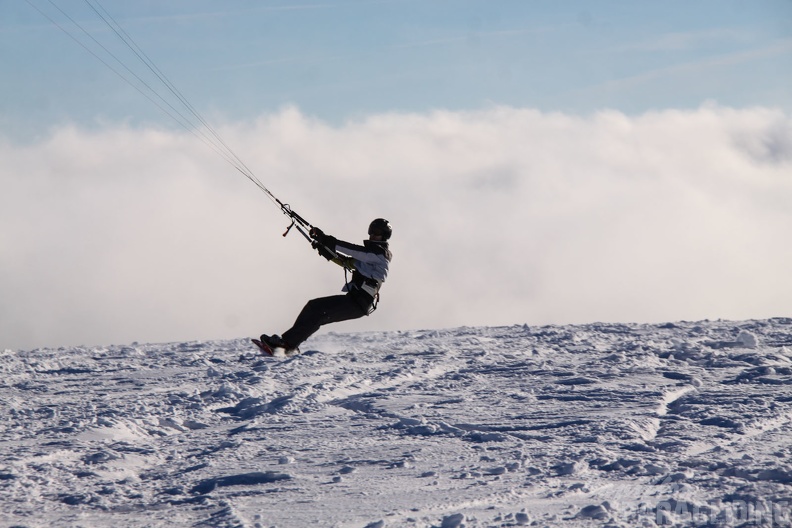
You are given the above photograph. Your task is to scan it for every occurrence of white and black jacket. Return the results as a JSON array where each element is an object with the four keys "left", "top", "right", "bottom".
[{"left": 333, "top": 239, "right": 392, "bottom": 301}]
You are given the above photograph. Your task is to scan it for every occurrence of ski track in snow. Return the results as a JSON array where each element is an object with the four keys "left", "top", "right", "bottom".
[{"left": 2, "top": 319, "right": 792, "bottom": 527}]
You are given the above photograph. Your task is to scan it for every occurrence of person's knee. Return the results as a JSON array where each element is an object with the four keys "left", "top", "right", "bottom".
[{"left": 304, "top": 298, "right": 326, "bottom": 316}]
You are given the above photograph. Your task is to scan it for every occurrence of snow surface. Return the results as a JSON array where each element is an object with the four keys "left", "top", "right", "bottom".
[{"left": 2, "top": 319, "right": 792, "bottom": 528}]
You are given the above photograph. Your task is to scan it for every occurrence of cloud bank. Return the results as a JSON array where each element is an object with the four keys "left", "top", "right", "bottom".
[{"left": 2, "top": 104, "right": 791, "bottom": 350}]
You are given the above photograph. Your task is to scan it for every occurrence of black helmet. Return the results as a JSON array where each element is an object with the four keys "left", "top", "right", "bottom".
[{"left": 368, "top": 218, "right": 392, "bottom": 240}]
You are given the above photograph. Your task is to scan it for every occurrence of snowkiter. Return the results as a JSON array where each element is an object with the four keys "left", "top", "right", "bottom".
[{"left": 259, "top": 218, "right": 392, "bottom": 355}]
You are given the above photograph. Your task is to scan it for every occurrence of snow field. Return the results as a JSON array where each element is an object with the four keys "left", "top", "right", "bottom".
[{"left": 1, "top": 319, "right": 792, "bottom": 527}]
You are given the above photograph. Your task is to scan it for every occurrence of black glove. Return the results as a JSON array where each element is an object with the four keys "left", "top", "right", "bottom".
[
  {"left": 315, "top": 244, "right": 335, "bottom": 261},
  {"left": 310, "top": 227, "right": 324, "bottom": 241},
  {"left": 310, "top": 227, "right": 337, "bottom": 260}
]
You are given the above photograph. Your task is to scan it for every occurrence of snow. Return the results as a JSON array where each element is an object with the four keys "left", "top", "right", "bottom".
[{"left": 2, "top": 318, "right": 792, "bottom": 527}]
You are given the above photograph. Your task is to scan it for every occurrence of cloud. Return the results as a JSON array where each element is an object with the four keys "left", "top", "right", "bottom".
[
  {"left": 1, "top": 104, "right": 791, "bottom": 350},
  {"left": 576, "top": 38, "right": 792, "bottom": 97},
  {"left": 608, "top": 28, "right": 754, "bottom": 53}
]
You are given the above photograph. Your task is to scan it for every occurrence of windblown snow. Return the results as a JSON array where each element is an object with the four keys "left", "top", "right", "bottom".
[{"left": 2, "top": 319, "right": 792, "bottom": 527}]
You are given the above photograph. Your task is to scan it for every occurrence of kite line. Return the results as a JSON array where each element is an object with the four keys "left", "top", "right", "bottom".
[{"left": 26, "top": 0, "right": 315, "bottom": 240}]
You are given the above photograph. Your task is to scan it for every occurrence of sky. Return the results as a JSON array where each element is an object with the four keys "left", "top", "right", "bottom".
[{"left": 1, "top": 0, "right": 791, "bottom": 350}]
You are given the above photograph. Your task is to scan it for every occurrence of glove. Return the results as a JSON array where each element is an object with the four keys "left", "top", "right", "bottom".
[
  {"left": 310, "top": 227, "right": 337, "bottom": 260},
  {"left": 309, "top": 227, "right": 324, "bottom": 240},
  {"left": 310, "top": 227, "right": 328, "bottom": 247},
  {"left": 315, "top": 244, "right": 335, "bottom": 261}
]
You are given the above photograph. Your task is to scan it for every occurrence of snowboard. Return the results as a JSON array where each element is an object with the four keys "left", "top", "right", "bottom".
[
  {"left": 251, "top": 337, "right": 301, "bottom": 358},
  {"left": 251, "top": 338, "right": 275, "bottom": 357}
]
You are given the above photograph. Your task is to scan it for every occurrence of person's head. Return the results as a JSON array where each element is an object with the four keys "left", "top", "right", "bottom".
[{"left": 368, "top": 218, "right": 392, "bottom": 241}]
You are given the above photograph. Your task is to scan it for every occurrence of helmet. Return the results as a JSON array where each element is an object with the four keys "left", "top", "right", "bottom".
[{"left": 368, "top": 218, "right": 392, "bottom": 240}]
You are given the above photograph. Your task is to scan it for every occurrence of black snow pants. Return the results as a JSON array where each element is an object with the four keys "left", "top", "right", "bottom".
[{"left": 282, "top": 291, "right": 371, "bottom": 349}]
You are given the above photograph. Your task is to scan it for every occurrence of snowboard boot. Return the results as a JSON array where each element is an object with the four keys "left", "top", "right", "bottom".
[
  {"left": 261, "top": 334, "right": 287, "bottom": 349},
  {"left": 260, "top": 334, "right": 300, "bottom": 356}
]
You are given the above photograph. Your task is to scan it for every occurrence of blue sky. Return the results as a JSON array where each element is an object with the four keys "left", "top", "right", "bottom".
[
  {"left": 2, "top": 0, "right": 791, "bottom": 137},
  {"left": 1, "top": 1, "right": 791, "bottom": 350}
]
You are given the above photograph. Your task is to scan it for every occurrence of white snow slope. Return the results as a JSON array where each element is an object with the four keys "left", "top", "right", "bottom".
[{"left": 2, "top": 319, "right": 792, "bottom": 528}]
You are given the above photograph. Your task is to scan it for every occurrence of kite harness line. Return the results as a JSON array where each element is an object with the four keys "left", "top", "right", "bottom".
[{"left": 27, "top": 0, "right": 348, "bottom": 266}]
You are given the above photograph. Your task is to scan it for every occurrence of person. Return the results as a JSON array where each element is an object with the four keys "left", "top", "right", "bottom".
[{"left": 259, "top": 218, "right": 392, "bottom": 355}]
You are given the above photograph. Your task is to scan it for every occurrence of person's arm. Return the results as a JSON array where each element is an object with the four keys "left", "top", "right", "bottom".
[
  {"left": 309, "top": 228, "right": 355, "bottom": 270},
  {"left": 331, "top": 254, "right": 356, "bottom": 270},
  {"left": 334, "top": 240, "right": 383, "bottom": 264},
  {"left": 335, "top": 240, "right": 390, "bottom": 281}
]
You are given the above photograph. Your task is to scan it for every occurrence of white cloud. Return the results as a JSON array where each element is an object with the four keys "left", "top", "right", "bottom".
[
  {"left": 611, "top": 28, "right": 754, "bottom": 53},
  {"left": 1, "top": 104, "right": 790, "bottom": 350},
  {"left": 575, "top": 38, "right": 792, "bottom": 99}
]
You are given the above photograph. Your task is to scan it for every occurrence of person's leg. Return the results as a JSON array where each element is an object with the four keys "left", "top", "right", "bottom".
[{"left": 281, "top": 294, "right": 367, "bottom": 349}]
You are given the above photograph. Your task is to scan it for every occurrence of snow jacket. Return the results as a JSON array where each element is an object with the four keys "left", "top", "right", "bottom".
[{"left": 332, "top": 239, "right": 392, "bottom": 301}]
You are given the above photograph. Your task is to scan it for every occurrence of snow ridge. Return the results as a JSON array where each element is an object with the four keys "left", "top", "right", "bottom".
[{"left": 1, "top": 319, "right": 792, "bottom": 527}]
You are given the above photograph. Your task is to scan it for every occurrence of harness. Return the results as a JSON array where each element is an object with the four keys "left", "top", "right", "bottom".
[{"left": 344, "top": 268, "right": 381, "bottom": 315}]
